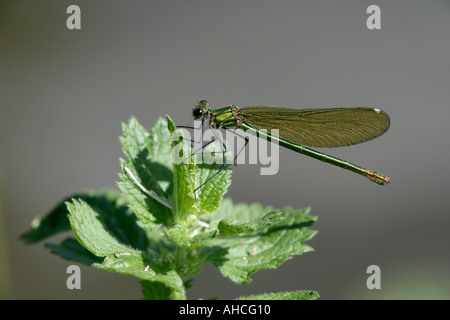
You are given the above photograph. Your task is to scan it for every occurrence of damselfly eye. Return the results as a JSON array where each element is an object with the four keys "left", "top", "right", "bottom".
[
  {"left": 198, "top": 100, "right": 208, "bottom": 108},
  {"left": 193, "top": 107, "right": 203, "bottom": 119}
]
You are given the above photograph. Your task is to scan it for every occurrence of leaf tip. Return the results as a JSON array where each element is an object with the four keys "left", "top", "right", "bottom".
[{"left": 166, "top": 115, "right": 176, "bottom": 133}]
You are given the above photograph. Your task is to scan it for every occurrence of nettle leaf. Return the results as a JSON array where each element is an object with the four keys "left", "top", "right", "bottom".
[
  {"left": 155, "top": 116, "right": 232, "bottom": 247},
  {"left": 140, "top": 280, "right": 172, "bottom": 300},
  {"left": 45, "top": 238, "right": 103, "bottom": 265},
  {"left": 65, "top": 198, "right": 183, "bottom": 291},
  {"left": 196, "top": 144, "right": 232, "bottom": 216},
  {"left": 239, "top": 290, "right": 319, "bottom": 300},
  {"left": 117, "top": 116, "right": 174, "bottom": 230},
  {"left": 21, "top": 189, "right": 134, "bottom": 244},
  {"left": 164, "top": 224, "right": 218, "bottom": 248},
  {"left": 215, "top": 210, "right": 284, "bottom": 237},
  {"left": 117, "top": 115, "right": 232, "bottom": 230},
  {"left": 166, "top": 115, "right": 232, "bottom": 222},
  {"left": 200, "top": 199, "right": 317, "bottom": 284},
  {"left": 167, "top": 116, "right": 198, "bottom": 221}
]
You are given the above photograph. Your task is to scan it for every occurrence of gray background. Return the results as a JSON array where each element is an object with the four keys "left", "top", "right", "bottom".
[{"left": 1, "top": 0, "right": 449, "bottom": 299}]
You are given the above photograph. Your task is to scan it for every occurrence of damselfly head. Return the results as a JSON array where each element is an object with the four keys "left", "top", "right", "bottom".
[{"left": 193, "top": 99, "right": 209, "bottom": 119}]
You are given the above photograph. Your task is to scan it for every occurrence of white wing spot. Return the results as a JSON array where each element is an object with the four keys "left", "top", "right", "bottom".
[{"left": 373, "top": 108, "right": 381, "bottom": 113}]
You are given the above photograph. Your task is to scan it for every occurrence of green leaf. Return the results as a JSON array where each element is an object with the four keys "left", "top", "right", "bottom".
[
  {"left": 239, "top": 290, "right": 319, "bottom": 300},
  {"left": 117, "top": 115, "right": 232, "bottom": 228},
  {"left": 195, "top": 149, "right": 232, "bottom": 216},
  {"left": 21, "top": 189, "right": 132, "bottom": 244},
  {"left": 216, "top": 210, "right": 284, "bottom": 237},
  {"left": 140, "top": 280, "right": 172, "bottom": 300},
  {"left": 66, "top": 198, "right": 138, "bottom": 255},
  {"left": 166, "top": 115, "right": 232, "bottom": 222},
  {"left": 117, "top": 116, "right": 173, "bottom": 230},
  {"left": 167, "top": 116, "right": 198, "bottom": 222},
  {"left": 65, "top": 198, "right": 184, "bottom": 291},
  {"left": 163, "top": 203, "right": 283, "bottom": 248},
  {"left": 200, "top": 199, "right": 317, "bottom": 284},
  {"left": 164, "top": 224, "right": 218, "bottom": 248},
  {"left": 45, "top": 238, "right": 103, "bottom": 265}
]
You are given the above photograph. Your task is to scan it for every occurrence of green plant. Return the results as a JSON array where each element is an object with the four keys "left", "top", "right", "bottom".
[{"left": 22, "top": 115, "right": 318, "bottom": 300}]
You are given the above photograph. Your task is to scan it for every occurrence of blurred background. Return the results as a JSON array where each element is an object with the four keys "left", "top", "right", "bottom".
[{"left": 1, "top": 0, "right": 449, "bottom": 299}]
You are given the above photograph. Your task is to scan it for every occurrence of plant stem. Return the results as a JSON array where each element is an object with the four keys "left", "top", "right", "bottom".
[
  {"left": 171, "top": 245, "right": 187, "bottom": 300},
  {"left": 170, "top": 287, "right": 186, "bottom": 300}
]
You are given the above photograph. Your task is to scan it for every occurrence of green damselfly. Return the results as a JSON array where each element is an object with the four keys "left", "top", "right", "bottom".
[{"left": 188, "top": 100, "right": 390, "bottom": 189}]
